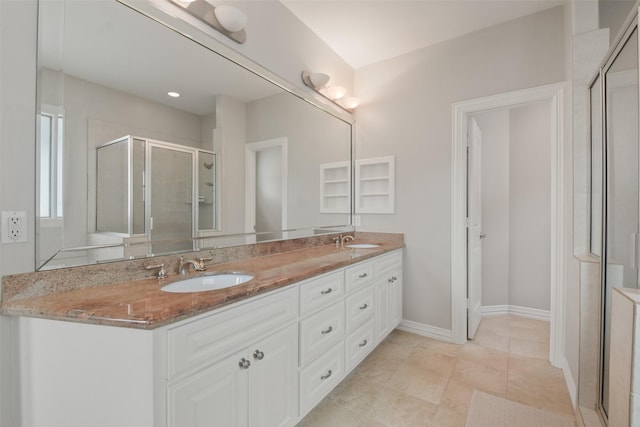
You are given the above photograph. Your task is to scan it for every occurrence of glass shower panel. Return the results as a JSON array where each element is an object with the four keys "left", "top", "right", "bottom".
[
  {"left": 96, "top": 139, "right": 128, "bottom": 234},
  {"left": 131, "top": 138, "right": 146, "bottom": 235},
  {"left": 602, "top": 26, "right": 639, "bottom": 417},
  {"left": 149, "top": 144, "right": 194, "bottom": 254},
  {"left": 197, "top": 151, "right": 216, "bottom": 231},
  {"left": 590, "top": 76, "right": 602, "bottom": 256}
]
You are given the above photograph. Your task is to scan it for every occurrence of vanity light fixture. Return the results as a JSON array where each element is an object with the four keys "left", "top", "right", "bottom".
[
  {"left": 169, "top": 0, "right": 247, "bottom": 44},
  {"left": 301, "top": 71, "right": 360, "bottom": 112},
  {"left": 167, "top": 91, "right": 181, "bottom": 98}
]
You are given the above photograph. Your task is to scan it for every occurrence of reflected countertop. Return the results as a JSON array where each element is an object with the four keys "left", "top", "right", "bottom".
[{"left": 0, "top": 235, "right": 404, "bottom": 329}]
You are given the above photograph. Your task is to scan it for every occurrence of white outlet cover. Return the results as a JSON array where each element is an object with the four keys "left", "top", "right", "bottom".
[{"left": 2, "top": 211, "right": 27, "bottom": 243}]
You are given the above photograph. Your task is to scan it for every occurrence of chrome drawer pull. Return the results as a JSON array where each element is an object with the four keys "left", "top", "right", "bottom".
[
  {"left": 320, "top": 370, "right": 332, "bottom": 380},
  {"left": 388, "top": 276, "right": 398, "bottom": 283},
  {"left": 253, "top": 350, "right": 264, "bottom": 360},
  {"left": 359, "top": 339, "right": 368, "bottom": 347},
  {"left": 321, "top": 326, "right": 333, "bottom": 335},
  {"left": 359, "top": 303, "right": 368, "bottom": 310},
  {"left": 320, "top": 288, "right": 332, "bottom": 295},
  {"left": 238, "top": 358, "right": 251, "bottom": 369},
  {"left": 358, "top": 273, "right": 368, "bottom": 278}
]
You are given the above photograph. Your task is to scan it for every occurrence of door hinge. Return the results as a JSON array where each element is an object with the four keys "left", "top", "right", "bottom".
[{"left": 465, "top": 217, "right": 470, "bottom": 228}]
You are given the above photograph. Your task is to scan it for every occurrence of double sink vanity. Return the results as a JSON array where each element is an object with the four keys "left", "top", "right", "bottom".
[{"left": 1, "top": 232, "right": 404, "bottom": 427}]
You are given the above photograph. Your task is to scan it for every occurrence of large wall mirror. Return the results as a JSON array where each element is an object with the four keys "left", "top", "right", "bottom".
[{"left": 36, "top": 0, "right": 353, "bottom": 270}]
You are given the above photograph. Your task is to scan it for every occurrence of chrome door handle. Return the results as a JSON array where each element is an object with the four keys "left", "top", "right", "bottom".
[
  {"left": 253, "top": 350, "right": 264, "bottom": 360},
  {"left": 479, "top": 233, "right": 487, "bottom": 239},
  {"left": 239, "top": 358, "right": 251, "bottom": 369},
  {"left": 321, "top": 326, "right": 333, "bottom": 334}
]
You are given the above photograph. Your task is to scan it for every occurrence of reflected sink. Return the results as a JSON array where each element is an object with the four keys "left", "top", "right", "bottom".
[
  {"left": 161, "top": 273, "right": 253, "bottom": 293},
  {"left": 345, "top": 244, "right": 380, "bottom": 249}
]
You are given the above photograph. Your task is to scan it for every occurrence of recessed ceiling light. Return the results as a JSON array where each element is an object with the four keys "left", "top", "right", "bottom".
[{"left": 167, "top": 91, "right": 181, "bottom": 98}]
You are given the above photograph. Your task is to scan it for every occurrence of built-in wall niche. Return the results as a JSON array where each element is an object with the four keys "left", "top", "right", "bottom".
[
  {"left": 355, "top": 156, "right": 395, "bottom": 214},
  {"left": 320, "top": 161, "right": 351, "bottom": 213}
]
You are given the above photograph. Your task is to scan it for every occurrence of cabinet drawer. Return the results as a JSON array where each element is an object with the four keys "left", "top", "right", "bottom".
[
  {"left": 345, "top": 286, "right": 374, "bottom": 331},
  {"left": 299, "top": 270, "right": 344, "bottom": 315},
  {"left": 300, "top": 301, "right": 345, "bottom": 366},
  {"left": 345, "top": 261, "right": 374, "bottom": 293},
  {"left": 299, "top": 342, "right": 344, "bottom": 417},
  {"left": 375, "top": 250, "right": 402, "bottom": 277},
  {"left": 345, "top": 318, "right": 375, "bottom": 372},
  {"left": 166, "top": 286, "right": 298, "bottom": 380}
]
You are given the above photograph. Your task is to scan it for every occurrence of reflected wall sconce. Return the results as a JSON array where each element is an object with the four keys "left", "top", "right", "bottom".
[
  {"left": 169, "top": 0, "right": 247, "bottom": 44},
  {"left": 301, "top": 71, "right": 360, "bottom": 112}
]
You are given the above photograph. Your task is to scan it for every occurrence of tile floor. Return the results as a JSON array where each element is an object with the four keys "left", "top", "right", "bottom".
[{"left": 297, "top": 315, "right": 576, "bottom": 427}]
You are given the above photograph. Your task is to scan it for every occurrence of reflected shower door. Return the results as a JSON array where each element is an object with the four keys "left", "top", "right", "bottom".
[
  {"left": 602, "top": 26, "right": 639, "bottom": 418},
  {"left": 149, "top": 144, "right": 194, "bottom": 255}
]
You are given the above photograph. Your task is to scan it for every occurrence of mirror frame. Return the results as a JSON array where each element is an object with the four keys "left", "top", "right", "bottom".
[{"left": 35, "top": 0, "right": 356, "bottom": 270}]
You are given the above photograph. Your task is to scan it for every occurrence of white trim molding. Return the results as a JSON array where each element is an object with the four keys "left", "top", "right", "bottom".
[
  {"left": 481, "top": 305, "right": 551, "bottom": 321},
  {"left": 451, "top": 82, "right": 567, "bottom": 369},
  {"left": 397, "top": 320, "right": 454, "bottom": 343}
]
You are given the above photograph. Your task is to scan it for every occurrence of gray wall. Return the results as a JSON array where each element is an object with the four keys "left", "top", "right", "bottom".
[
  {"left": 509, "top": 101, "right": 552, "bottom": 310},
  {"left": 599, "top": 0, "right": 637, "bottom": 43},
  {"left": 354, "top": 6, "right": 566, "bottom": 329},
  {"left": 475, "top": 102, "right": 552, "bottom": 313}
]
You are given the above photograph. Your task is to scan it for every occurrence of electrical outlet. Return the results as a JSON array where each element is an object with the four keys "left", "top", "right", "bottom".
[{"left": 2, "top": 211, "right": 27, "bottom": 243}]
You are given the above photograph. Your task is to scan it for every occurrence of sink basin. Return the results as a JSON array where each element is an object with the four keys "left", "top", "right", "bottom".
[
  {"left": 161, "top": 273, "right": 253, "bottom": 293},
  {"left": 345, "top": 244, "right": 380, "bottom": 249}
]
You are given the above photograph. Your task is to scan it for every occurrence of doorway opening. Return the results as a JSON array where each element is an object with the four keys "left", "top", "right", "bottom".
[
  {"left": 245, "top": 138, "right": 288, "bottom": 242},
  {"left": 451, "top": 83, "right": 566, "bottom": 368}
]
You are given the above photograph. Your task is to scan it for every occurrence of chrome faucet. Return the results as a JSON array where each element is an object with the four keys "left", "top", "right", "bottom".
[
  {"left": 341, "top": 235, "right": 354, "bottom": 249},
  {"left": 178, "top": 256, "right": 205, "bottom": 275}
]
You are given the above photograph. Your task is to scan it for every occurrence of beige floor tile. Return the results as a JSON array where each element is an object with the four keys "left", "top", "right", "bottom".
[
  {"left": 509, "top": 335, "right": 549, "bottom": 359},
  {"left": 371, "top": 339, "right": 414, "bottom": 361},
  {"left": 412, "top": 337, "right": 462, "bottom": 358},
  {"left": 458, "top": 342, "right": 510, "bottom": 372},
  {"left": 509, "top": 316, "right": 550, "bottom": 342},
  {"left": 450, "top": 359, "right": 508, "bottom": 396},
  {"left": 368, "top": 386, "right": 438, "bottom": 427},
  {"left": 476, "top": 315, "right": 511, "bottom": 338},
  {"left": 439, "top": 379, "right": 475, "bottom": 415},
  {"left": 296, "top": 399, "right": 362, "bottom": 427},
  {"left": 471, "top": 327, "right": 510, "bottom": 352},
  {"left": 387, "top": 364, "right": 450, "bottom": 405},
  {"left": 406, "top": 347, "right": 458, "bottom": 379},
  {"left": 384, "top": 329, "right": 426, "bottom": 348},
  {"left": 328, "top": 374, "right": 383, "bottom": 416},
  {"left": 431, "top": 405, "right": 468, "bottom": 427},
  {"left": 354, "top": 353, "right": 401, "bottom": 385},
  {"left": 356, "top": 418, "right": 388, "bottom": 427}
]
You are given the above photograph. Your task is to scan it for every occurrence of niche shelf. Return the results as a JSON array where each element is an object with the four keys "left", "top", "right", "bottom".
[
  {"left": 320, "top": 161, "right": 351, "bottom": 213},
  {"left": 355, "top": 156, "right": 395, "bottom": 214}
]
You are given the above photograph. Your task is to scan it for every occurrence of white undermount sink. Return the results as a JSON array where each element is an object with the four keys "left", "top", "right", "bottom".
[
  {"left": 161, "top": 273, "right": 253, "bottom": 293},
  {"left": 345, "top": 244, "right": 380, "bottom": 249}
]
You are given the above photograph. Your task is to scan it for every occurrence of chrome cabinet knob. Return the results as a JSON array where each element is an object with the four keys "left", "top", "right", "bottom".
[
  {"left": 253, "top": 350, "right": 265, "bottom": 360},
  {"left": 238, "top": 358, "right": 251, "bottom": 369}
]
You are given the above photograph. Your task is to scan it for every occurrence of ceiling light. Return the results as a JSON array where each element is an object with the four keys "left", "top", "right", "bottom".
[
  {"left": 213, "top": 5, "right": 248, "bottom": 33},
  {"left": 168, "top": 91, "right": 181, "bottom": 98},
  {"left": 309, "top": 73, "right": 330, "bottom": 89}
]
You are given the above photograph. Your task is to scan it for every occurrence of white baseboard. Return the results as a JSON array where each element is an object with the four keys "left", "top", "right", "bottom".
[
  {"left": 397, "top": 320, "right": 453, "bottom": 343},
  {"left": 561, "top": 356, "right": 578, "bottom": 410},
  {"left": 481, "top": 305, "right": 550, "bottom": 321}
]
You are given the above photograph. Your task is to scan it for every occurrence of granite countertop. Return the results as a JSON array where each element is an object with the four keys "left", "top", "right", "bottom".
[{"left": 0, "top": 237, "right": 403, "bottom": 329}]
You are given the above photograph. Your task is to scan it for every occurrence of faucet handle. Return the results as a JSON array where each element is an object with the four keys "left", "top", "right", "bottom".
[
  {"left": 146, "top": 263, "right": 169, "bottom": 279},
  {"left": 197, "top": 257, "right": 214, "bottom": 270}
]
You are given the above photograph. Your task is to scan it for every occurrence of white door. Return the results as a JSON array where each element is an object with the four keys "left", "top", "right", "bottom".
[
  {"left": 467, "top": 117, "right": 483, "bottom": 339},
  {"left": 248, "top": 324, "right": 298, "bottom": 427}
]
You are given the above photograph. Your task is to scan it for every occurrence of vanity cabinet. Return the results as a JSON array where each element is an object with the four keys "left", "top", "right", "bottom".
[{"left": 16, "top": 249, "right": 403, "bottom": 427}]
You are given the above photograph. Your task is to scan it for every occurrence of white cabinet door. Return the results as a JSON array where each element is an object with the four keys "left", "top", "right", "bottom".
[
  {"left": 168, "top": 350, "right": 249, "bottom": 427},
  {"left": 389, "top": 271, "right": 403, "bottom": 329},
  {"left": 249, "top": 324, "right": 298, "bottom": 427},
  {"left": 375, "top": 281, "right": 390, "bottom": 344}
]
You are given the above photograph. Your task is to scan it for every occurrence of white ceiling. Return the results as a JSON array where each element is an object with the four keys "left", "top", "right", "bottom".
[{"left": 280, "top": 0, "right": 565, "bottom": 69}]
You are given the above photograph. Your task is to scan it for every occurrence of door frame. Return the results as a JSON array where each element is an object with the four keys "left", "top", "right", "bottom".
[
  {"left": 245, "top": 137, "right": 289, "bottom": 236},
  {"left": 451, "top": 82, "right": 566, "bottom": 368}
]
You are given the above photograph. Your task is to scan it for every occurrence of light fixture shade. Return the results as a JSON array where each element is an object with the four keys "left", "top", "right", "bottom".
[
  {"left": 326, "top": 85, "right": 347, "bottom": 100},
  {"left": 309, "top": 73, "right": 330, "bottom": 89},
  {"left": 341, "top": 96, "right": 360, "bottom": 109},
  {"left": 214, "top": 5, "right": 247, "bottom": 33}
]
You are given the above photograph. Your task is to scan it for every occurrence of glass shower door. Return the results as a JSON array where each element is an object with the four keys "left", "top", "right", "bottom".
[
  {"left": 148, "top": 143, "right": 194, "bottom": 255},
  {"left": 601, "top": 25, "right": 639, "bottom": 418}
]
